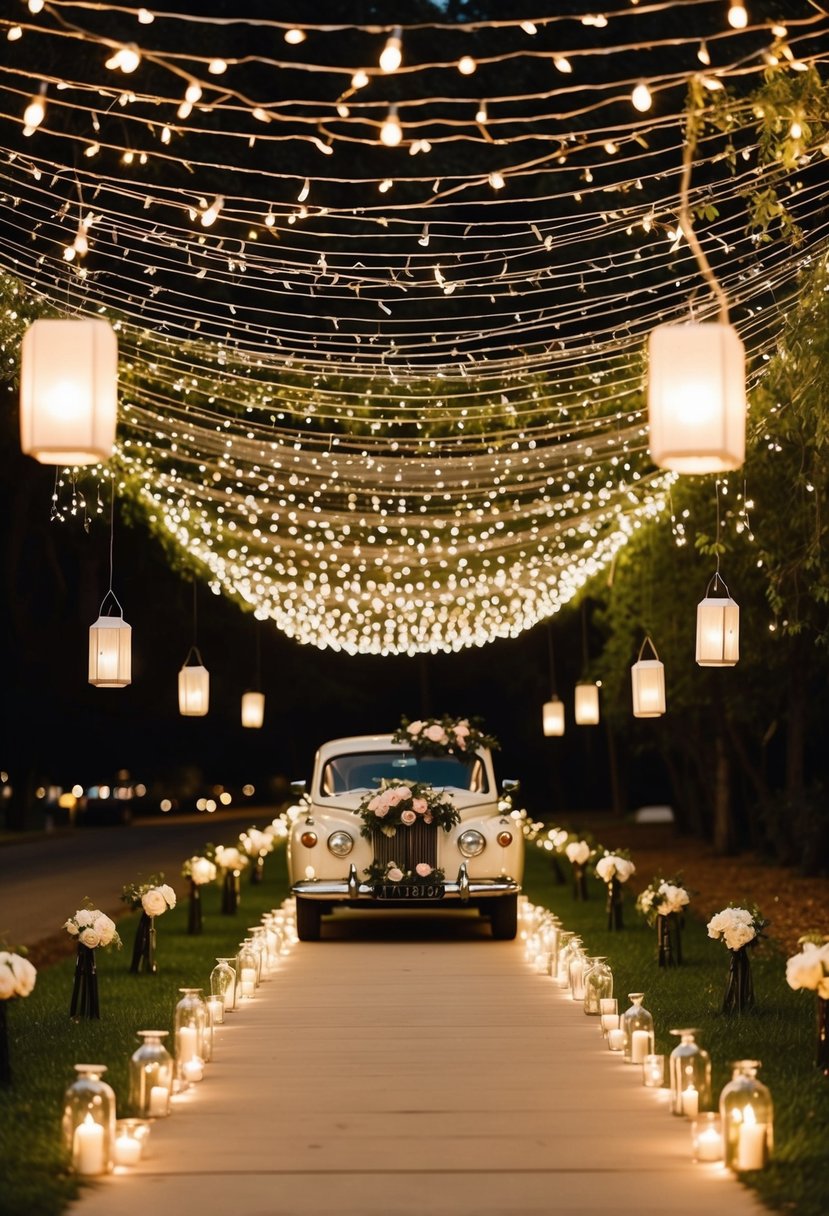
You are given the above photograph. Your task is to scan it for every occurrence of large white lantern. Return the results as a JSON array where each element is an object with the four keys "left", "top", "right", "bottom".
[
  {"left": 179, "top": 649, "right": 210, "bottom": 716},
  {"left": 241, "top": 691, "right": 265, "bottom": 729},
  {"left": 20, "top": 318, "right": 118, "bottom": 465},
  {"left": 542, "top": 697, "right": 565, "bottom": 737},
  {"left": 647, "top": 322, "right": 745, "bottom": 474},
  {"left": 696, "top": 576, "right": 740, "bottom": 666},
  {"left": 631, "top": 637, "right": 666, "bottom": 718},
  {"left": 88, "top": 610, "right": 131, "bottom": 688},
  {"left": 574, "top": 682, "right": 600, "bottom": 726}
]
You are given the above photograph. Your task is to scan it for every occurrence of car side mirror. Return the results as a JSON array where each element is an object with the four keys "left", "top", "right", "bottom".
[
  {"left": 290, "top": 779, "right": 307, "bottom": 798},
  {"left": 501, "top": 778, "right": 520, "bottom": 796}
]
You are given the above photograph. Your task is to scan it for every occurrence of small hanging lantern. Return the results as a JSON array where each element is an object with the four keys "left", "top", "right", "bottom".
[
  {"left": 631, "top": 636, "right": 666, "bottom": 718},
  {"left": 648, "top": 322, "right": 745, "bottom": 474},
  {"left": 20, "top": 317, "right": 118, "bottom": 465},
  {"left": 89, "top": 596, "right": 132, "bottom": 688},
  {"left": 542, "top": 697, "right": 565, "bottom": 737},
  {"left": 179, "top": 647, "right": 209, "bottom": 716},
  {"left": 696, "top": 573, "right": 739, "bottom": 666},
  {"left": 241, "top": 690, "right": 265, "bottom": 729},
  {"left": 574, "top": 682, "right": 600, "bottom": 726}
]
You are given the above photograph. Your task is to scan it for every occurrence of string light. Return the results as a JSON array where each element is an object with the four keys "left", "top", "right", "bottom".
[
  {"left": 379, "top": 104, "right": 403, "bottom": 147},
  {"left": 458, "top": 55, "right": 477, "bottom": 76},
  {"left": 631, "top": 81, "right": 653, "bottom": 112},
  {"left": 22, "top": 85, "right": 46, "bottom": 135},
  {"left": 728, "top": 1, "right": 749, "bottom": 30},
  {"left": 379, "top": 26, "right": 403, "bottom": 73},
  {"left": 284, "top": 28, "right": 306, "bottom": 45},
  {"left": 105, "top": 46, "right": 142, "bottom": 74}
]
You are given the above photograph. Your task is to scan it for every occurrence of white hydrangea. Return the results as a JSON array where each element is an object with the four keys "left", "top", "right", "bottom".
[
  {"left": 565, "top": 840, "right": 590, "bottom": 866},
  {"left": 707, "top": 906, "right": 757, "bottom": 951},
  {"left": 786, "top": 942, "right": 829, "bottom": 997},
  {"left": 596, "top": 853, "right": 636, "bottom": 883}
]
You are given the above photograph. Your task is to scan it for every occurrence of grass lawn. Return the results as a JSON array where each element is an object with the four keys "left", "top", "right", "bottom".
[
  {"left": 522, "top": 844, "right": 829, "bottom": 1216},
  {"left": 0, "top": 858, "right": 292, "bottom": 1216}
]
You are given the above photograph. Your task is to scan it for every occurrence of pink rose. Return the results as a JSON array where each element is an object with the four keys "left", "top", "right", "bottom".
[
  {"left": 368, "top": 795, "right": 383, "bottom": 812},
  {"left": 424, "top": 724, "right": 447, "bottom": 744},
  {"left": 387, "top": 867, "right": 404, "bottom": 882},
  {"left": 373, "top": 804, "right": 388, "bottom": 818},
  {"left": 424, "top": 813, "right": 433, "bottom": 824},
  {"left": 407, "top": 721, "right": 423, "bottom": 736},
  {"left": 401, "top": 809, "right": 417, "bottom": 826},
  {"left": 454, "top": 722, "right": 470, "bottom": 737},
  {"left": 395, "top": 786, "right": 412, "bottom": 800},
  {"left": 412, "top": 798, "right": 428, "bottom": 816},
  {"left": 415, "top": 863, "right": 433, "bottom": 878}
]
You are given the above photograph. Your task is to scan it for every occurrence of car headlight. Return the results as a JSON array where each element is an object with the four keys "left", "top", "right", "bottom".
[
  {"left": 327, "top": 830, "right": 354, "bottom": 857},
  {"left": 458, "top": 828, "right": 486, "bottom": 858}
]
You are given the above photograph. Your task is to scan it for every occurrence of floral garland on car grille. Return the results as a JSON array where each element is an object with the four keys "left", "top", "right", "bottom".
[
  {"left": 355, "top": 779, "right": 459, "bottom": 838},
  {"left": 364, "top": 860, "right": 446, "bottom": 885},
  {"left": 392, "top": 716, "right": 499, "bottom": 761}
]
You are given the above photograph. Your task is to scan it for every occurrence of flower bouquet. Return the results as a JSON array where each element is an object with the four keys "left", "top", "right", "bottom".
[
  {"left": 239, "top": 827, "right": 274, "bottom": 884},
  {"left": 213, "top": 845, "right": 248, "bottom": 914},
  {"left": 182, "top": 856, "right": 217, "bottom": 935},
  {"left": 595, "top": 851, "right": 636, "bottom": 930},
  {"left": 786, "top": 934, "right": 829, "bottom": 1074},
  {"left": 564, "top": 839, "right": 592, "bottom": 901},
  {"left": 364, "top": 860, "right": 446, "bottom": 888},
  {"left": 543, "top": 826, "right": 569, "bottom": 885},
  {"left": 707, "top": 904, "right": 767, "bottom": 1013},
  {"left": 636, "top": 877, "right": 690, "bottom": 966},
  {"left": 0, "top": 949, "right": 37, "bottom": 1085},
  {"left": 121, "top": 878, "right": 176, "bottom": 974},
  {"left": 356, "top": 779, "right": 459, "bottom": 838},
  {"left": 392, "top": 715, "right": 499, "bottom": 762},
  {"left": 64, "top": 907, "right": 121, "bottom": 1019}
]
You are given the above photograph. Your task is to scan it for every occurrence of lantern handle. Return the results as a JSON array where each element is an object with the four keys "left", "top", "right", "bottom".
[
  {"left": 705, "top": 571, "right": 731, "bottom": 599},
  {"left": 637, "top": 634, "right": 660, "bottom": 662},
  {"left": 182, "top": 644, "right": 205, "bottom": 669},
  {"left": 97, "top": 587, "right": 125, "bottom": 619}
]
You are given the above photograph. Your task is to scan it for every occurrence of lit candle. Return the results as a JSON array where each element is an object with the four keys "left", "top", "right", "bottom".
[
  {"left": 695, "top": 1125, "right": 723, "bottom": 1162},
  {"left": 206, "top": 996, "right": 224, "bottom": 1026},
  {"left": 643, "top": 1054, "right": 664, "bottom": 1087},
  {"left": 148, "top": 1086, "right": 168, "bottom": 1116},
  {"left": 736, "top": 1107, "right": 766, "bottom": 1171},
  {"left": 73, "top": 1115, "right": 105, "bottom": 1175},
  {"left": 682, "top": 1086, "right": 699, "bottom": 1118},
  {"left": 240, "top": 967, "right": 256, "bottom": 997},
  {"left": 114, "top": 1133, "right": 141, "bottom": 1166},
  {"left": 182, "top": 1057, "right": 204, "bottom": 1083},
  {"left": 631, "top": 1029, "right": 651, "bottom": 1064},
  {"left": 601, "top": 1013, "right": 620, "bottom": 1036},
  {"left": 177, "top": 1025, "right": 197, "bottom": 1064},
  {"left": 608, "top": 1027, "right": 626, "bottom": 1051}
]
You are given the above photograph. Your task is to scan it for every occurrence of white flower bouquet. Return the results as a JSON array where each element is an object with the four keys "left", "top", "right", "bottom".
[
  {"left": 65, "top": 906, "right": 121, "bottom": 1019},
  {"left": 637, "top": 876, "right": 690, "bottom": 966},
  {"left": 564, "top": 839, "right": 592, "bottom": 901},
  {"left": 707, "top": 904, "right": 766, "bottom": 1014},
  {"left": 0, "top": 950, "right": 37, "bottom": 1086},
  {"left": 391, "top": 715, "right": 499, "bottom": 762},
  {"left": 239, "top": 828, "right": 274, "bottom": 885},
  {"left": 182, "top": 856, "right": 217, "bottom": 885},
  {"left": 595, "top": 851, "right": 636, "bottom": 930},
  {"left": 786, "top": 935, "right": 829, "bottom": 1072},
  {"left": 64, "top": 908, "right": 121, "bottom": 950},
  {"left": 212, "top": 845, "right": 249, "bottom": 915},
  {"left": 121, "top": 877, "right": 176, "bottom": 975}
]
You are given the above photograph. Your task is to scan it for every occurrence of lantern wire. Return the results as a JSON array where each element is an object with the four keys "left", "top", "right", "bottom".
[
  {"left": 678, "top": 89, "right": 730, "bottom": 324},
  {"left": 98, "top": 474, "right": 124, "bottom": 618},
  {"left": 546, "top": 621, "right": 558, "bottom": 699}
]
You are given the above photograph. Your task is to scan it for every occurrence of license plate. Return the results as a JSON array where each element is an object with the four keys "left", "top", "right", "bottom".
[{"left": 375, "top": 881, "right": 445, "bottom": 901}]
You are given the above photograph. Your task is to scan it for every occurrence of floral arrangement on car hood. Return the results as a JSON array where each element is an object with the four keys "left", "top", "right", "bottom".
[
  {"left": 356, "top": 779, "right": 460, "bottom": 838},
  {"left": 392, "top": 715, "right": 499, "bottom": 761}
]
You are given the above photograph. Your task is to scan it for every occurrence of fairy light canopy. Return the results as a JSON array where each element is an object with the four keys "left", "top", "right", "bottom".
[{"left": 0, "top": 1, "right": 827, "bottom": 655}]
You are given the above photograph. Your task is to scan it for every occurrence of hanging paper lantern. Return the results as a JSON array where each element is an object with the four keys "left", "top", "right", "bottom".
[
  {"left": 574, "top": 682, "right": 600, "bottom": 726},
  {"left": 696, "top": 575, "right": 740, "bottom": 666},
  {"left": 631, "top": 637, "right": 666, "bottom": 718},
  {"left": 179, "top": 649, "right": 210, "bottom": 716},
  {"left": 647, "top": 322, "right": 745, "bottom": 474},
  {"left": 241, "top": 691, "right": 265, "bottom": 729},
  {"left": 542, "top": 697, "right": 565, "bottom": 737},
  {"left": 88, "top": 612, "right": 132, "bottom": 688},
  {"left": 19, "top": 318, "right": 118, "bottom": 465}
]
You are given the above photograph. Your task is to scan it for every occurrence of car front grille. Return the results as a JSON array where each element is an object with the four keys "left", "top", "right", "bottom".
[{"left": 372, "top": 820, "right": 438, "bottom": 872}]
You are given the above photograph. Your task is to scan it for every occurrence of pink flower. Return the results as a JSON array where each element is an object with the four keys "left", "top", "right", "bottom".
[
  {"left": 424, "top": 724, "right": 447, "bottom": 744},
  {"left": 406, "top": 721, "right": 423, "bottom": 736},
  {"left": 368, "top": 795, "right": 383, "bottom": 812},
  {"left": 415, "top": 863, "right": 433, "bottom": 878},
  {"left": 412, "top": 798, "right": 428, "bottom": 816},
  {"left": 401, "top": 809, "right": 417, "bottom": 826},
  {"left": 424, "top": 813, "right": 433, "bottom": 824},
  {"left": 373, "top": 804, "right": 389, "bottom": 818},
  {"left": 387, "top": 867, "right": 404, "bottom": 882},
  {"left": 453, "top": 721, "right": 470, "bottom": 737}
]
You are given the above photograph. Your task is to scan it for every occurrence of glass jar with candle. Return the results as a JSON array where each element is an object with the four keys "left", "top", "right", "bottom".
[
  {"left": 174, "top": 988, "right": 207, "bottom": 1081},
  {"left": 622, "top": 993, "right": 654, "bottom": 1064},
  {"left": 236, "top": 940, "right": 257, "bottom": 1000},
  {"left": 247, "top": 926, "right": 268, "bottom": 981},
  {"left": 584, "top": 957, "right": 613, "bottom": 1014},
  {"left": 568, "top": 943, "right": 588, "bottom": 1000},
  {"left": 62, "top": 1064, "right": 116, "bottom": 1176},
  {"left": 669, "top": 1028, "right": 711, "bottom": 1117},
  {"left": 691, "top": 1112, "right": 723, "bottom": 1163},
  {"left": 129, "top": 1030, "right": 173, "bottom": 1118},
  {"left": 210, "top": 957, "right": 237, "bottom": 1013},
  {"left": 114, "top": 1118, "right": 148, "bottom": 1166},
  {"left": 719, "top": 1059, "right": 773, "bottom": 1172}
]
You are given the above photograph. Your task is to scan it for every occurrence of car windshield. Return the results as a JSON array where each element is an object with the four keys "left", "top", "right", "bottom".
[{"left": 321, "top": 751, "right": 488, "bottom": 795}]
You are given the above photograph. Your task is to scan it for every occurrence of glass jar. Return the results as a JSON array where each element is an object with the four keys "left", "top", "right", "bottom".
[
  {"left": 524, "top": 930, "right": 540, "bottom": 965},
  {"left": 691, "top": 1113, "right": 723, "bottom": 1163},
  {"left": 540, "top": 915, "right": 560, "bottom": 968},
  {"left": 62, "top": 1064, "right": 116, "bottom": 1176},
  {"left": 568, "top": 943, "right": 589, "bottom": 1001},
  {"left": 262, "top": 915, "right": 282, "bottom": 969},
  {"left": 174, "top": 988, "right": 207, "bottom": 1081},
  {"left": 669, "top": 1028, "right": 712, "bottom": 1117},
  {"left": 622, "top": 993, "right": 654, "bottom": 1064},
  {"left": 247, "top": 926, "right": 268, "bottom": 981},
  {"left": 129, "top": 1030, "right": 173, "bottom": 1118},
  {"left": 583, "top": 957, "right": 613, "bottom": 1015},
  {"left": 236, "top": 941, "right": 258, "bottom": 999},
  {"left": 719, "top": 1060, "right": 773, "bottom": 1172},
  {"left": 211, "top": 958, "right": 237, "bottom": 1013},
  {"left": 114, "top": 1118, "right": 148, "bottom": 1166}
]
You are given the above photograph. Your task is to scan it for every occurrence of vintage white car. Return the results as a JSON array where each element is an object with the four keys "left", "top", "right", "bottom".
[{"left": 288, "top": 734, "right": 524, "bottom": 941}]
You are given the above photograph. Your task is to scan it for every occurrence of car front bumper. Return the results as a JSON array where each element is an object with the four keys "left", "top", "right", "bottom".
[{"left": 291, "top": 863, "right": 520, "bottom": 902}]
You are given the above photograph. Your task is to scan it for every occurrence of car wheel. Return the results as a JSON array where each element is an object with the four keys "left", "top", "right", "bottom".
[
  {"left": 295, "top": 896, "right": 322, "bottom": 942},
  {"left": 489, "top": 894, "right": 518, "bottom": 940}
]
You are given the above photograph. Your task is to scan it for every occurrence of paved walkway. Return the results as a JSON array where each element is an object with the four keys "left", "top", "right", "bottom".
[{"left": 71, "top": 908, "right": 766, "bottom": 1216}]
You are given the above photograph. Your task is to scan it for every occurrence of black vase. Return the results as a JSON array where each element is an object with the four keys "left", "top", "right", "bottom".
[
  {"left": 130, "top": 912, "right": 157, "bottom": 974},
  {"left": 606, "top": 877, "right": 624, "bottom": 930},
  {"left": 251, "top": 855, "right": 265, "bottom": 885},
  {"left": 571, "top": 863, "right": 588, "bottom": 901},
  {"left": 657, "top": 914, "right": 675, "bottom": 967},
  {"left": 0, "top": 1000, "right": 10, "bottom": 1086},
  {"left": 221, "top": 870, "right": 240, "bottom": 915},
  {"left": 671, "top": 912, "right": 684, "bottom": 965},
  {"left": 817, "top": 996, "right": 829, "bottom": 1076},
  {"left": 550, "top": 855, "right": 567, "bottom": 886},
  {"left": 187, "top": 881, "right": 203, "bottom": 935},
  {"left": 69, "top": 943, "right": 100, "bottom": 1019},
  {"left": 722, "top": 945, "right": 754, "bottom": 1014}
]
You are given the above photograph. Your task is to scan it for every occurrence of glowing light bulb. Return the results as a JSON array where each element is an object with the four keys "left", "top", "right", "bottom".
[
  {"left": 631, "top": 81, "right": 652, "bottom": 112},
  {"left": 697, "top": 40, "right": 711, "bottom": 65},
  {"left": 137, "top": 9, "right": 154, "bottom": 23},
  {"left": 22, "top": 88, "right": 46, "bottom": 134},
  {"left": 264, "top": 212, "right": 276, "bottom": 227},
  {"left": 458, "top": 55, "right": 476, "bottom": 75},
  {"left": 488, "top": 171, "right": 505, "bottom": 190},
  {"left": 790, "top": 118, "right": 802, "bottom": 139},
  {"left": 378, "top": 178, "right": 393, "bottom": 193},
  {"left": 520, "top": 21, "right": 538, "bottom": 34},
  {"left": 208, "top": 59, "right": 227, "bottom": 75},
  {"left": 553, "top": 56, "right": 572, "bottom": 73},
  {"left": 351, "top": 70, "right": 369, "bottom": 89},
  {"left": 380, "top": 104, "right": 403, "bottom": 147},
  {"left": 284, "top": 28, "right": 306, "bottom": 45},
  {"left": 105, "top": 45, "right": 141, "bottom": 73},
  {"left": 379, "top": 26, "right": 402, "bottom": 73},
  {"left": 185, "top": 81, "right": 202, "bottom": 104},
  {"left": 28, "top": 0, "right": 44, "bottom": 13},
  {"left": 476, "top": 102, "right": 488, "bottom": 123},
  {"left": 7, "top": 25, "right": 22, "bottom": 40},
  {"left": 728, "top": 1, "right": 748, "bottom": 29},
  {"left": 200, "top": 195, "right": 224, "bottom": 227}
]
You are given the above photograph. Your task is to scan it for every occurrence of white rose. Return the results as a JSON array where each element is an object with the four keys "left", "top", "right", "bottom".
[
  {"left": 160, "top": 884, "right": 177, "bottom": 909},
  {"left": 406, "top": 720, "right": 423, "bottom": 736},
  {"left": 723, "top": 922, "right": 756, "bottom": 951},
  {"left": 424, "top": 724, "right": 447, "bottom": 743},
  {"left": 75, "top": 909, "right": 95, "bottom": 928},
  {"left": 141, "top": 888, "right": 168, "bottom": 917},
  {"left": 64, "top": 919, "right": 79, "bottom": 936},
  {"left": 565, "top": 841, "right": 590, "bottom": 866},
  {"left": 190, "top": 857, "right": 216, "bottom": 884},
  {"left": 786, "top": 944, "right": 826, "bottom": 991},
  {"left": 0, "top": 968, "right": 16, "bottom": 1000},
  {"left": 9, "top": 955, "right": 37, "bottom": 997},
  {"left": 79, "top": 928, "right": 101, "bottom": 949},
  {"left": 616, "top": 859, "right": 635, "bottom": 882},
  {"left": 595, "top": 856, "right": 615, "bottom": 882},
  {"left": 93, "top": 915, "right": 117, "bottom": 947}
]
